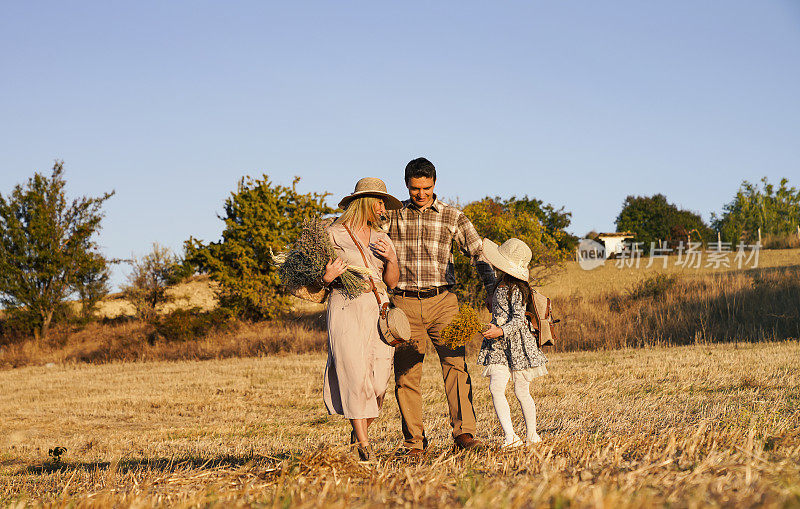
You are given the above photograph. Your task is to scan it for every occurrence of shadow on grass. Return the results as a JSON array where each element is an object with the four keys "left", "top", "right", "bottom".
[
  {"left": 640, "top": 266, "right": 800, "bottom": 344},
  {"left": 20, "top": 451, "right": 297, "bottom": 476},
  {"left": 18, "top": 444, "right": 493, "bottom": 476},
  {"left": 558, "top": 265, "right": 800, "bottom": 350}
]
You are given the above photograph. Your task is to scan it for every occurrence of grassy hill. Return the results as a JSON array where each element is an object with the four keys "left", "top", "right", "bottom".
[{"left": 94, "top": 276, "right": 220, "bottom": 319}]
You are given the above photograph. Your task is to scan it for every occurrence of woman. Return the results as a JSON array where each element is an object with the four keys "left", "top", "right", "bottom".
[{"left": 322, "top": 177, "right": 401, "bottom": 460}]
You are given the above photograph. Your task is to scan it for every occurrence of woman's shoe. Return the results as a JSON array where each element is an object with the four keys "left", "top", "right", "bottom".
[
  {"left": 357, "top": 443, "right": 372, "bottom": 461},
  {"left": 501, "top": 435, "right": 524, "bottom": 449},
  {"left": 526, "top": 434, "right": 542, "bottom": 445}
]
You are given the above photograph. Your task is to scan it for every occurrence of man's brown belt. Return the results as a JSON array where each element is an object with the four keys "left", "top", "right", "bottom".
[{"left": 391, "top": 286, "right": 451, "bottom": 299}]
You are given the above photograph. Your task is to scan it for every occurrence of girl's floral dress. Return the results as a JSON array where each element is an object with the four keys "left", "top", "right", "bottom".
[{"left": 478, "top": 283, "right": 548, "bottom": 379}]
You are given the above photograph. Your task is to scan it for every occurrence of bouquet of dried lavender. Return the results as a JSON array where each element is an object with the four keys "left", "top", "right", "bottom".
[
  {"left": 441, "top": 305, "right": 491, "bottom": 350},
  {"left": 275, "top": 218, "right": 371, "bottom": 300}
]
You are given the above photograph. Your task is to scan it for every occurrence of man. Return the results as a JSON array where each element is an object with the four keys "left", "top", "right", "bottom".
[{"left": 388, "top": 157, "right": 497, "bottom": 455}]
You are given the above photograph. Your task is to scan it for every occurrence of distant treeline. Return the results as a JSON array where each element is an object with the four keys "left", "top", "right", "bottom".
[
  {"left": 613, "top": 178, "right": 800, "bottom": 253},
  {"left": 1, "top": 160, "right": 798, "bottom": 347}
]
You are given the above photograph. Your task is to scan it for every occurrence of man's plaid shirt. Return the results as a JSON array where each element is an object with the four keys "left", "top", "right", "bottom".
[{"left": 388, "top": 197, "right": 497, "bottom": 292}]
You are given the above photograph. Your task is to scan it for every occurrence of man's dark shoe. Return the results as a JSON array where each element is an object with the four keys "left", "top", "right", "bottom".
[
  {"left": 454, "top": 433, "right": 484, "bottom": 451},
  {"left": 395, "top": 434, "right": 428, "bottom": 456}
]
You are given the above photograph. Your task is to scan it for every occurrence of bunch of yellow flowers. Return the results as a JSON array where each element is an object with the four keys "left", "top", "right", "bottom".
[{"left": 441, "top": 305, "right": 490, "bottom": 350}]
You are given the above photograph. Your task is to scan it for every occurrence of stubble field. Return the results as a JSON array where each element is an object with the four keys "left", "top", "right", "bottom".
[{"left": 2, "top": 340, "right": 799, "bottom": 507}]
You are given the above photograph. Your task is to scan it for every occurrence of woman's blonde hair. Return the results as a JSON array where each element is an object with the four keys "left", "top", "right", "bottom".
[{"left": 335, "top": 196, "right": 382, "bottom": 230}]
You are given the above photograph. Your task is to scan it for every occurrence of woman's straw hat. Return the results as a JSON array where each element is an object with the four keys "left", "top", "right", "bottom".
[
  {"left": 482, "top": 238, "right": 532, "bottom": 281},
  {"left": 338, "top": 177, "right": 403, "bottom": 210}
]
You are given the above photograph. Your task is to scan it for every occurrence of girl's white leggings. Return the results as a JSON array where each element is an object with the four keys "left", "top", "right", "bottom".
[{"left": 488, "top": 369, "right": 538, "bottom": 442}]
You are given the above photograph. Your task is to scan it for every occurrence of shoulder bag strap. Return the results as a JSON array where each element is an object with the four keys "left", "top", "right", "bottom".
[
  {"left": 528, "top": 287, "right": 543, "bottom": 348},
  {"left": 342, "top": 224, "right": 388, "bottom": 318}
]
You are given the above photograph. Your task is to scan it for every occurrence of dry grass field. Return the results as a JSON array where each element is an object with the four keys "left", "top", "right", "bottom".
[
  {"left": 545, "top": 248, "right": 800, "bottom": 351},
  {"left": 2, "top": 341, "right": 799, "bottom": 507}
]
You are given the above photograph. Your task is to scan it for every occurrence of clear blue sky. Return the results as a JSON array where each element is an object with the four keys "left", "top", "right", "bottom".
[{"left": 2, "top": 1, "right": 799, "bottom": 289}]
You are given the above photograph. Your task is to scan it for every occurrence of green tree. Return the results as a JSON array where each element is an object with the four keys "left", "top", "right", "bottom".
[
  {"left": 0, "top": 161, "right": 114, "bottom": 339},
  {"left": 615, "top": 194, "right": 711, "bottom": 253},
  {"left": 184, "top": 175, "right": 333, "bottom": 319},
  {"left": 74, "top": 251, "right": 112, "bottom": 320},
  {"left": 453, "top": 196, "right": 573, "bottom": 306},
  {"left": 506, "top": 196, "right": 579, "bottom": 252},
  {"left": 712, "top": 177, "right": 800, "bottom": 243}
]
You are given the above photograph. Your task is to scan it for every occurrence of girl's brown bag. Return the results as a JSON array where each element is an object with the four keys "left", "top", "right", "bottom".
[{"left": 525, "top": 289, "right": 559, "bottom": 348}]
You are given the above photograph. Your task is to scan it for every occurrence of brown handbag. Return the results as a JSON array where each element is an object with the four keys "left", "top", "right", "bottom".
[
  {"left": 520, "top": 287, "right": 559, "bottom": 348},
  {"left": 342, "top": 224, "right": 410, "bottom": 346}
]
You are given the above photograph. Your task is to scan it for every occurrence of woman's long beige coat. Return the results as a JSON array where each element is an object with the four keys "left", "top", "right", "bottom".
[{"left": 323, "top": 223, "right": 395, "bottom": 419}]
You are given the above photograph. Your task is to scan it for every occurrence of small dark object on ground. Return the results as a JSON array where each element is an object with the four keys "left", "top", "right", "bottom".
[{"left": 48, "top": 446, "right": 67, "bottom": 463}]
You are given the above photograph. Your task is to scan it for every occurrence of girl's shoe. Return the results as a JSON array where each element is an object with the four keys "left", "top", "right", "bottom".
[
  {"left": 501, "top": 435, "right": 524, "bottom": 449},
  {"left": 526, "top": 434, "right": 542, "bottom": 445}
]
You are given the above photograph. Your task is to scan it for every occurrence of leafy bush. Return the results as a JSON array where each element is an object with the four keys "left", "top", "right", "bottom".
[
  {"left": 0, "top": 314, "right": 26, "bottom": 345},
  {"left": 627, "top": 274, "right": 679, "bottom": 300},
  {"left": 184, "top": 175, "right": 334, "bottom": 320},
  {"left": 453, "top": 196, "right": 573, "bottom": 306},
  {"left": 152, "top": 307, "right": 236, "bottom": 342},
  {"left": 166, "top": 258, "right": 196, "bottom": 285}
]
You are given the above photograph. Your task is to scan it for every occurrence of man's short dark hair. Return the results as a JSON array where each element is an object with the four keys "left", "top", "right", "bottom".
[{"left": 404, "top": 157, "right": 436, "bottom": 184}]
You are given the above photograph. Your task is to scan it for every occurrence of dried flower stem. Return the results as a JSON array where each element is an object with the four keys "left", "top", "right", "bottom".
[{"left": 276, "top": 218, "right": 368, "bottom": 299}]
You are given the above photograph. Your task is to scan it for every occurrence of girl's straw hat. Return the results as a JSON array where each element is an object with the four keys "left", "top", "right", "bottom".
[
  {"left": 482, "top": 238, "right": 532, "bottom": 281},
  {"left": 338, "top": 177, "right": 403, "bottom": 210}
]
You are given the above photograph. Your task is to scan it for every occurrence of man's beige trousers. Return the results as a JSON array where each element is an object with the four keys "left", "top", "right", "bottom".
[{"left": 391, "top": 291, "right": 477, "bottom": 450}]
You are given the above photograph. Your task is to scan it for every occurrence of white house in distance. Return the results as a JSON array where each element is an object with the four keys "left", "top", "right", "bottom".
[{"left": 597, "top": 232, "right": 636, "bottom": 257}]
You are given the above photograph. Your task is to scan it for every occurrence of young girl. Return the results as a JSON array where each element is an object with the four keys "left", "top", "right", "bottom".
[{"left": 478, "top": 237, "right": 548, "bottom": 448}]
